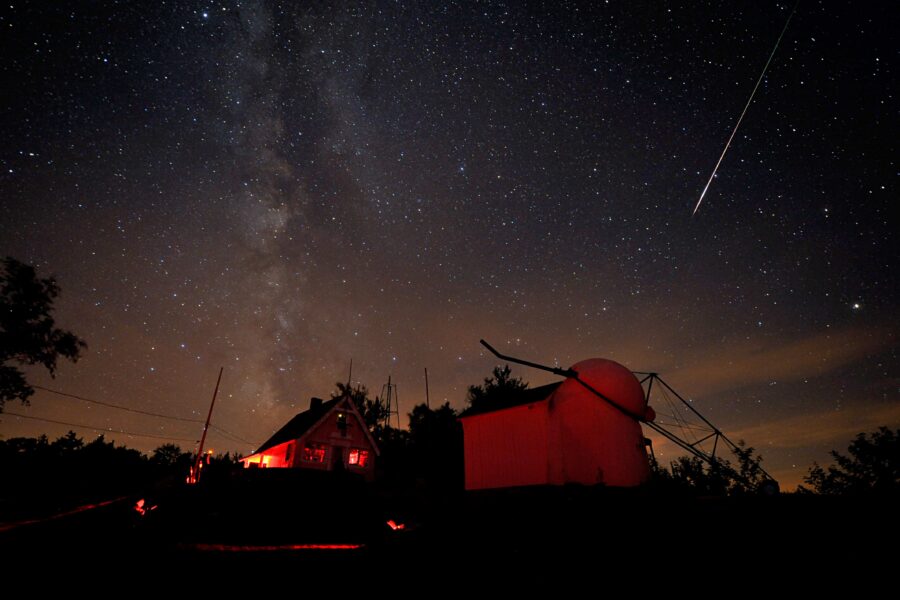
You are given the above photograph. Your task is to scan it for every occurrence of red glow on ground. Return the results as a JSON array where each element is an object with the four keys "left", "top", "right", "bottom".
[
  {"left": 133, "top": 498, "right": 158, "bottom": 516},
  {"left": 386, "top": 519, "right": 405, "bottom": 530},
  {"left": 184, "top": 543, "right": 364, "bottom": 552},
  {"left": 0, "top": 496, "right": 128, "bottom": 533}
]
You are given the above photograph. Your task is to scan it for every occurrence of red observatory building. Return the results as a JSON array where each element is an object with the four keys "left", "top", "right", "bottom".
[
  {"left": 459, "top": 358, "right": 656, "bottom": 490},
  {"left": 240, "top": 396, "right": 380, "bottom": 481}
]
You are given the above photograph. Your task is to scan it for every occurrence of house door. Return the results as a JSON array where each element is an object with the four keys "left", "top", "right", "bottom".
[{"left": 332, "top": 447, "right": 344, "bottom": 471}]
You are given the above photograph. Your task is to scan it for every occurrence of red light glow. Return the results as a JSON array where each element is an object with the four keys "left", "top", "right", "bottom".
[
  {"left": 348, "top": 448, "right": 370, "bottom": 467},
  {"left": 302, "top": 443, "right": 326, "bottom": 463},
  {"left": 184, "top": 543, "right": 364, "bottom": 552},
  {"left": 0, "top": 496, "right": 128, "bottom": 533},
  {"left": 134, "top": 498, "right": 158, "bottom": 516}
]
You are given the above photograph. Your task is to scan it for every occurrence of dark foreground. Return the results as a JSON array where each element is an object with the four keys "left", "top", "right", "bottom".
[{"left": 2, "top": 472, "right": 896, "bottom": 589}]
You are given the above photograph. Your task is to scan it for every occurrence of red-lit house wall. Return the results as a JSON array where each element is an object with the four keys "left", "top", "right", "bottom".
[
  {"left": 461, "top": 362, "right": 651, "bottom": 490},
  {"left": 547, "top": 378, "right": 650, "bottom": 487},
  {"left": 241, "top": 399, "right": 377, "bottom": 481},
  {"left": 242, "top": 442, "right": 293, "bottom": 469},
  {"left": 462, "top": 401, "right": 550, "bottom": 489}
]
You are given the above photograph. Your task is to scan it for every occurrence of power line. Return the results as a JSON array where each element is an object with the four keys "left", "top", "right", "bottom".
[
  {"left": 210, "top": 425, "right": 257, "bottom": 447},
  {"left": 33, "top": 384, "right": 204, "bottom": 423},
  {"left": 3, "top": 411, "right": 199, "bottom": 443},
  {"left": 32, "top": 384, "right": 258, "bottom": 446}
]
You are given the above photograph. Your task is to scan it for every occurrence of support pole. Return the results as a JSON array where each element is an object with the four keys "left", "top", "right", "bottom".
[{"left": 192, "top": 367, "right": 223, "bottom": 484}]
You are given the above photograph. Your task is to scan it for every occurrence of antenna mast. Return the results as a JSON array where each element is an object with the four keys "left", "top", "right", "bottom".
[{"left": 380, "top": 375, "right": 401, "bottom": 429}]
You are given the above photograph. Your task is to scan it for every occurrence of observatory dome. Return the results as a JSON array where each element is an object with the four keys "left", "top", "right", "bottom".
[{"left": 569, "top": 358, "right": 652, "bottom": 420}]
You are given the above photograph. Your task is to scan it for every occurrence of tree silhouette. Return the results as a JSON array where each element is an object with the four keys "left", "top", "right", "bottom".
[
  {"left": 665, "top": 455, "right": 730, "bottom": 495},
  {"left": 651, "top": 441, "right": 771, "bottom": 496},
  {"left": 465, "top": 364, "right": 528, "bottom": 411},
  {"left": 728, "top": 440, "right": 770, "bottom": 494},
  {"left": 407, "top": 402, "right": 463, "bottom": 489},
  {"left": 51, "top": 429, "right": 85, "bottom": 454},
  {"left": 151, "top": 443, "right": 193, "bottom": 470},
  {"left": 0, "top": 257, "right": 86, "bottom": 411},
  {"left": 802, "top": 426, "right": 899, "bottom": 495},
  {"left": 408, "top": 402, "right": 459, "bottom": 443}
]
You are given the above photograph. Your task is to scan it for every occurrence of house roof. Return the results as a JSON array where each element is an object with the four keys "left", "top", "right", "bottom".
[
  {"left": 252, "top": 397, "right": 342, "bottom": 454},
  {"left": 458, "top": 381, "right": 562, "bottom": 418}
]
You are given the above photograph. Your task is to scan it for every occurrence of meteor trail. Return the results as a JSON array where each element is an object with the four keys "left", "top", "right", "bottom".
[{"left": 692, "top": 3, "right": 799, "bottom": 215}]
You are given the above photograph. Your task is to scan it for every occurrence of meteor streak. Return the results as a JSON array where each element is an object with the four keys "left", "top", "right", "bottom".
[{"left": 692, "top": 3, "right": 799, "bottom": 215}]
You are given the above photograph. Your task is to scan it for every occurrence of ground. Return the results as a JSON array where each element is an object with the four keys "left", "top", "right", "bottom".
[{"left": 1, "top": 473, "right": 895, "bottom": 590}]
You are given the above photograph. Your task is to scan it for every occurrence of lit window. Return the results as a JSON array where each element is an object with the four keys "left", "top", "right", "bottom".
[
  {"left": 302, "top": 443, "right": 326, "bottom": 463},
  {"left": 348, "top": 449, "right": 369, "bottom": 467}
]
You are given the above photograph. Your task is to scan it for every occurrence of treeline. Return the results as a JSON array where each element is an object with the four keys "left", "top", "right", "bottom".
[
  {"left": 0, "top": 432, "right": 239, "bottom": 520},
  {"left": 647, "top": 426, "right": 899, "bottom": 496},
  {"left": 3, "top": 369, "right": 895, "bottom": 521}
]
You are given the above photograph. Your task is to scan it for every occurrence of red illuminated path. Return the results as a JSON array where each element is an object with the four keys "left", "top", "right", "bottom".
[
  {"left": 183, "top": 543, "right": 363, "bottom": 552},
  {"left": 0, "top": 496, "right": 128, "bottom": 533},
  {"left": 1, "top": 489, "right": 895, "bottom": 591}
]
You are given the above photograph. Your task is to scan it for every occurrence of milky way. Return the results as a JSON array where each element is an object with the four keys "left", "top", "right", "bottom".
[{"left": 1, "top": 1, "right": 896, "bottom": 489}]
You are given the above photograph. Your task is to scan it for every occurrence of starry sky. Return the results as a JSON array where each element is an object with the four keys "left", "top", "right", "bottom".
[{"left": 0, "top": 1, "right": 896, "bottom": 489}]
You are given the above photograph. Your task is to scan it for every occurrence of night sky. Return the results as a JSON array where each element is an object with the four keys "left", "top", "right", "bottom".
[{"left": 1, "top": 1, "right": 895, "bottom": 489}]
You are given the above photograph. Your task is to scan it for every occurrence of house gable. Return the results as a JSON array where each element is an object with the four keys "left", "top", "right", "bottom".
[
  {"left": 240, "top": 395, "right": 379, "bottom": 480},
  {"left": 295, "top": 396, "right": 380, "bottom": 457}
]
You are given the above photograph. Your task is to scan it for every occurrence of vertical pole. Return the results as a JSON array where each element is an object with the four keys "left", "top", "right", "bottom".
[
  {"left": 193, "top": 367, "right": 224, "bottom": 484},
  {"left": 386, "top": 375, "right": 393, "bottom": 428},
  {"left": 347, "top": 358, "right": 353, "bottom": 387},
  {"left": 394, "top": 383, "right": 400, "bottom": 429},
  {"left": 424, "top": 368, "right": 430, "bottom": 409}
]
